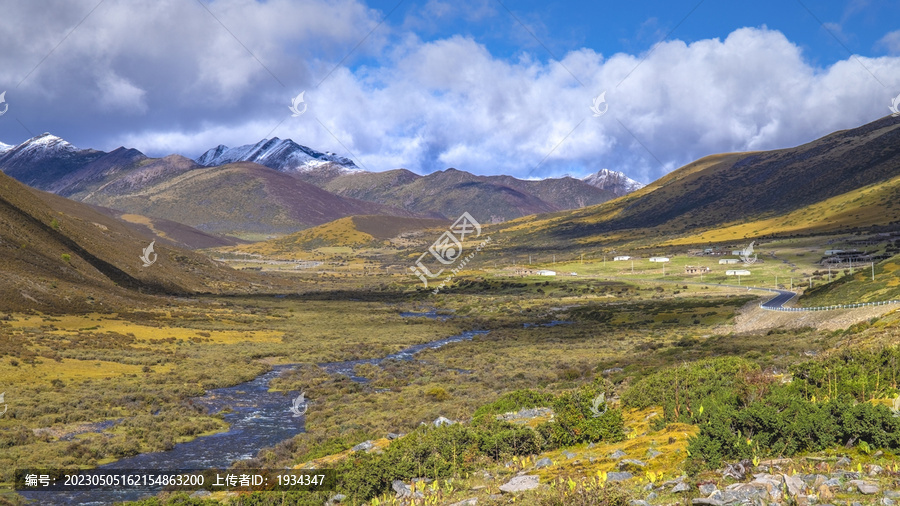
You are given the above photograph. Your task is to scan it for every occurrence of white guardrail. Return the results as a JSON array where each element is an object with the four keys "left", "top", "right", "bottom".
[{"left": 756, "top": 287, "right": 900, "bottom": 312}]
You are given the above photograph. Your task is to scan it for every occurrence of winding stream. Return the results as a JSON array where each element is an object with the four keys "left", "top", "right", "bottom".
[{"left": 22, "top": 321, "right": 487, "bottom": 505}]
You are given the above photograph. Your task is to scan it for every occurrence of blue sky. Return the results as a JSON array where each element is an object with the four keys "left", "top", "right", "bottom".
[{"left": 0, "top": 0, "right": 898, "bottom": 183}]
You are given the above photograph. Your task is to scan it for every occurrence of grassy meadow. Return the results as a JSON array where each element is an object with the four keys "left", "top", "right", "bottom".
[{"left": 3, "top": 229, "right": 900, "bottom": 505}]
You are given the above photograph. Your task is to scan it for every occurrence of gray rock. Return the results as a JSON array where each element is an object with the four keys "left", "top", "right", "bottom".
[
  {"left": 868, "top": 465, "right": 884, "bottom": 476},
  {"left": 563, "top": 450, "right": 577, "bottom": 459},
  {"left": 848, "top": 480, "right": 880, "bottom": 495},
  {"left": 618, "top": 459, "right": 647, "bottom": 470},
  {"left": 433, "top": 416, "right": 455, "bottom": 427},
  {"left": 534, "top": 457, "right": 553, "bottom": 468},
  {"left": 722, "top": 460, "right": 752, "bottom": 480},
  {"left": 499, "top": 475, "right": 540, "bottom": 493},
  {"left": 610, "top": 449, "right": 627, "bottom": 459},
  {"left": 882, "top": 498, "right": 895, "bottom": 506},
  {"left": 646, "top": 449, "right": 662, "bottom": 459},
  {"left": 824, "top": 478, "right": 841, "bottom": 487},
  {"left": 783, "top": 474, "right": 806, "bottom": 496},
  {"left": 448, "top": 499, "right": 478, "bottom": 506},
  {"left": 629, "top": 501, "right": 649, "bottom": 506},
  {"left": 692, "top": 499, "right": 724, "bottom": 506},
  {"left": 607, "top": 472, "right": 633, "bottom": 482},
  {"left": 387, "top": 432, "right": 403, "bottom": 440},
  {"left": 587, "top": 442, "right": 596, "bottom": 449},
  {"left": 392, "top": 480, "right": 411, "bottom": 498},
  {"left": 603, "top": 367, "right": 624, "bottom": 375},
  {"left": 886, "top": 491, "right": 900, "bottom": 499},
  {"left": 836, "top": 457, "right": 852, "bottom": 466},
  {"left": 352, "top": 440, "right": 375, "bottom": 452},
  {"left": 698, "top": 483, "right": 718, "bottom": 495},
  {"left": 646, "top": 492, "right": 657, "bottom": 500},
  {"left": 672, "top": 482, "right": 692, "bottom": 493},
  {"left": 327, "top": 493, "right": 347, "bottom": 503}
]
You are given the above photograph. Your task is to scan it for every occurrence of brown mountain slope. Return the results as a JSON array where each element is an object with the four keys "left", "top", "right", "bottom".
[
  {"left": 78, "top": 161, "right": 418, "bottom": 238},
  {"left": 493, "top": 115, "right": 900, "bottom": 249},
  {"left": 323, "top": 168, "right": 612, "bottom": 221},
  {"left": 0, "top": 172, "right": 260, "bottom": 312}
]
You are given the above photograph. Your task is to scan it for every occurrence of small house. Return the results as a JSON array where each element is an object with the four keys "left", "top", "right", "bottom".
[
  {"left": 726, "top": 269, "right": 751, "bottom": 276},
  {"left": 613, "top": 255, "right": 631, "bottom": 261},
  {"left": 684, "top": 266, "right": 710, "bottom": 274},
  {"left": 536, "top": 270, "right": 557, "bottom": 276},
  {"left": 648, "top": 257, "right": 670, "bottom": 263},
  {"left": 719, "top": 258, "right": 740, "bottom": 264}
]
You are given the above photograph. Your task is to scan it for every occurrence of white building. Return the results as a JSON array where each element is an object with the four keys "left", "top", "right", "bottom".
[
  {"left": 719, "top": 258, "right": 740, "bottom": 264},
  {"left": 536, "top": 270, "right": 557, "bottom": 276},
  {"left": 726, "top": 270, "right": 751, "bottom": 276},
  {"left": 613, "top": 256, "right": 631, "bottom": 261},
  {"left": 648, "top": 257, "right": 670, "bottom": 263}
]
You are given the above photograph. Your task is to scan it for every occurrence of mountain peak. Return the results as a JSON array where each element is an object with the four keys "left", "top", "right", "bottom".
[
  {"left": 582, "top": 169, "right": 644, "bottom": 197},
  {"left": 195, "top": 138, "right": 362, "bottom": 175}
]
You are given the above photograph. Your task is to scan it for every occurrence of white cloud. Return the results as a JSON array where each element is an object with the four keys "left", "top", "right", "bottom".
[
  {"left": 2, "top": 3, "right": 899, "bottom": 185},
  {"left": 877, "top": 30, "right": 900, "bottom": 54}
]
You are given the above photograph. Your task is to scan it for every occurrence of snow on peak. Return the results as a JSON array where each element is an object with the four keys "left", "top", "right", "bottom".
[
  {"left": 195, "top": 137, "right": 362, "bottom": 174},
  {"left": 582, "top": 169, "right": 644, "bottom": 196}
]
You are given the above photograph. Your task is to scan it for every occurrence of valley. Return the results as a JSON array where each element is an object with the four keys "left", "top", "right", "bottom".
[{"left": 2, "top": 115, "right": 900, "bottom": 506}]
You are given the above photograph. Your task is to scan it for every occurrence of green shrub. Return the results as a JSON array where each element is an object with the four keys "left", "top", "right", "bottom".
[
  {"left": 540, "top": 384, "right": 624, "bottom": 448},
  {"left": 622, "top": 357, "right": 761, "bottom": 422},
  {"left": 471, "top": 388, "right": 555, "bottom": 424}
]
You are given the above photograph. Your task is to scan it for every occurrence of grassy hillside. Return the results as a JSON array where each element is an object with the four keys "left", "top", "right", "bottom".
[
  {"left": 231, "top": 215, "right": 449, "bottom": 255},
  {"left": 801, "top": 252, "right": 900, "bottom": 306},
  {"left": 0, "top": 171, "right": 263, "bottom": 312},
  {"left": 486, "top": 116, "right": 900, "bottom": 254}
]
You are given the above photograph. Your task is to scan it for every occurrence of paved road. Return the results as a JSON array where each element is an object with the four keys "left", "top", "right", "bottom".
[{"left": 757, "top": 288, "right": 797, "bottom": 309}]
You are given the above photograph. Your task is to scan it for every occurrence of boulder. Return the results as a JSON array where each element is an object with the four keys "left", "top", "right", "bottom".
[
  {"left": 607, "top": 472, "right": 633, "bottom": 482},
  {"left": 534, "top": 457, "right": 553, "bottom": 468},
  {"left": 698, "top": 483, "right": 718, "bottom": 495},
  {"left": 392, "top": 480, "right": 412, "bottom": 498},
  {"left": 352, "top": 441, "right": 375, "bottom": 452},
  {"left": 672, "top": 482, "right": 691, "bottom": 493},
  {"left": 609, "top": 449, "right": 627, "bottom": 459},
  {"left": 433, "top": 416, "right": 455, "bottom": 427},
  {"left": 499, "top": 475, "right": 540, "bottom": 493},
  {"left": 618, "top": 459, "right": 648, "bottom": 472},
  {"left": 448, "top": 499, "right": 478, "bottom": 506},
  {"left": 847, "top": 480, "right": 880, "bottom": 495}
]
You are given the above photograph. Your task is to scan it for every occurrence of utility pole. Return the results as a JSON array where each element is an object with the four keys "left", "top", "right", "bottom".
[
  {"left": 581, "top": 253, "right": 584, "bottom": 264},
  {"left": 827, "top": 265, "right": 831, "bottom": 281},
  {"left": 872, "top": 262, "right": 875, "bottom": 281},
  {"left": 553, "top": 254, "right": 555, "bottom": 265},
  {"left": 631, "top": 260, "right": 634, "bottom": 274},
  {"left": 790, "top": 277, "right": 793, "bottom": 290}
]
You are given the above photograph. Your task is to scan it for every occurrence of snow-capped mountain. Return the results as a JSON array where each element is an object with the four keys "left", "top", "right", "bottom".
[
  {"left": 0, "top": 141, "right": 13, "bottom": 155},
  {"left": 582, "top": 169, "right": 644, "bottom": 197},
  {"left": 0, "top": 133, "right": 105, "bottom": 189},
  {"left": 196, "top": 138, "right": 362, "bottom": 175}
]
